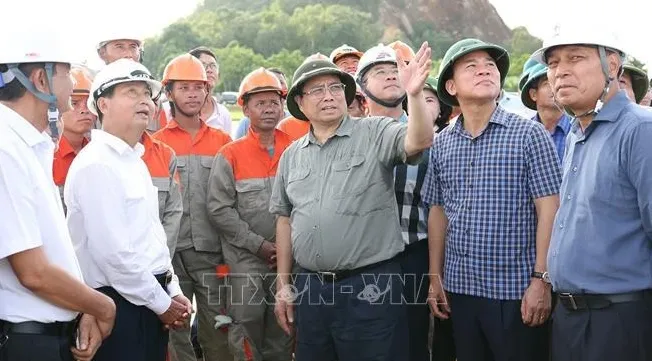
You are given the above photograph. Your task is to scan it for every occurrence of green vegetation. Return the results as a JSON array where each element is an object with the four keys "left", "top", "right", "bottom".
[{"left": 143, "top": 0, "right": 545, "bottom": 92}]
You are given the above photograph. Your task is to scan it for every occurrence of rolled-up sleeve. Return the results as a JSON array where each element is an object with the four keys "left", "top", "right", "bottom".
[
  {"left": 269, "top": 150, "right": 292, "bottom": 217},
  {"left": 73, "top": 164, "right": 171, "bottom": 315},
  {"left": 525, "top": 124, "right": 562, "bottom": 199},
  {"left": 207, "top": 153, "right": 265, "bottom": 254},
  {"left": 0, "top": 150, "right": 42, "bottom": 259}
]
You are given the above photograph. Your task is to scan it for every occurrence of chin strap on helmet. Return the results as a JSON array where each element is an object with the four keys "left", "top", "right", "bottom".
[
  {"left": 8, "top": 62, "right": 60, "bottom": 142},
  {"left": 356, "top": 77, "right": 406, "bottom": 108}
]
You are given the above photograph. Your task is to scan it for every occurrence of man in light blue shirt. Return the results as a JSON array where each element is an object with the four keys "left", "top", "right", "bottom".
[{"left": 533, "top": 21, "right": 652, "bottom": 361}]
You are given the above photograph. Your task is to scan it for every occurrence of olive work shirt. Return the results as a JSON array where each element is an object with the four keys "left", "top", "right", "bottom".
[{"left": 269, "top": 115, "right": 420, "bottom": 271}]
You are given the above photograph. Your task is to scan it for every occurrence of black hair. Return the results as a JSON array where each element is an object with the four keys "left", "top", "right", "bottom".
[
  {"left": 0, "top": 63, "right": 58, "bottom": 101},
  {"left": 95, "top": 86, "right": 116, "bottom": 123},
  {"left": 189, "top": 46, "right": 217, "bottom": 62}
]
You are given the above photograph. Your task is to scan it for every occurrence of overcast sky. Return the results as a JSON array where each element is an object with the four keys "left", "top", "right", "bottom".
[{"left": 4, "top": 0, "right": 651, "bottom": 77}]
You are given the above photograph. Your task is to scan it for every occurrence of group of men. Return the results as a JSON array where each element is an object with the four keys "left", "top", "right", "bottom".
[{"left": 1, "top": 15, "right": 652, "bottom": 361}]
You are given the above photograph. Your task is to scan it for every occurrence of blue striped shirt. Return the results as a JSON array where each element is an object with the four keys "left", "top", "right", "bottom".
[{"left": 422, "top": 106, "right": 561, "bottom": 300}]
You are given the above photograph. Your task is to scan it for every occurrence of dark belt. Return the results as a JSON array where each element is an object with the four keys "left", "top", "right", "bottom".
[
  {"left": 308, "top": 257, "right": 394, "bottom": 283},
  {"left": 558, "top": 290, "right": 651, "bottom": 311},
  {"left": 156, "top": 271, "right": 172, "bottom": 288},
  {"left": 0, "top": 320, "right": 75, "bottom": 337}
]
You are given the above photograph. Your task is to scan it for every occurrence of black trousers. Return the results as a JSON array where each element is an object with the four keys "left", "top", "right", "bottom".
[
  {"left": 397, "top": 239, "right": 431, "bottom": 361},
  {"left": 449, "top": 293, "right": 549, "bottom": 361},
  {"left": 551, "top": 296, "right": 652, "bottom": 361},
  {"left": 93, "top": 287, "right": 169, "bottom": 361},
  {"left": 0, "top": 332, "right": 73, "bottom": 361},
  {"left": 432, "top": 317, "right": 456, "bottom": 361}
]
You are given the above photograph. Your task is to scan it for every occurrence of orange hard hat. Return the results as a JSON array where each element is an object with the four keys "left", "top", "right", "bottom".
[
  {"left": 71, "top": 68, "right": 92, "bottom": 96},
  {"left": 329, "top": 44, "right": 363, "bottom": 64},
  {"left": 389, "top": 41, "right": 416, "bottom": 63},
  {"left": 238, "top": 67, "right": 286, "bottom": 106},
  {"left": 162, "top": 53, "right": 207, "bottom": 86}
]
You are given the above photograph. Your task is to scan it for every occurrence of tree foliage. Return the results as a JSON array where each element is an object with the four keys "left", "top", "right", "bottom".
[{"left": 142, "top": 0, "right": 542, "bottom": 93}]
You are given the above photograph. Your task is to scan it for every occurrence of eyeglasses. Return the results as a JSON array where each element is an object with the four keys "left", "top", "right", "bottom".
[
  {"left": 302, "top": 83, "right": 346, "bottom": 99},
  {"left": 202, "top": 62, "right": 218, "bottom": 71}
]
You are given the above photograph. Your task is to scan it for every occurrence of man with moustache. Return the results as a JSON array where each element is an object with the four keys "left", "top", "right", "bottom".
[
  {"left": 208, "top": 67, "right": 293, "bottom": 361},
  {"left": 153, "top": 54, "right": 233, "bottom": 361}
]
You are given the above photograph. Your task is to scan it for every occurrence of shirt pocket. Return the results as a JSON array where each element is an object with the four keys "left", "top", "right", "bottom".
[
  {"left": 124, "top": 185, "right": 148, "bottom": 232},
  {"left": 330, "top": 154, "right": 367, "bottom": 198},
  {"left": 287, "top": 167, "right": 312, "bottom": 207},
  {"left": 199, "top": 156, "right": 215, "bottom": 190},
  {"left": 235, "top": 179, "right": 267, "bottom": 213}
]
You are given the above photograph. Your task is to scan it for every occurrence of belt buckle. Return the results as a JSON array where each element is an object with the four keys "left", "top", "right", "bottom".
[
  {"left": 561, "top": 292, "right": 578, "bottom": 310},
  {"left": 0, "top": 334, "right": 8, "bottom": 349},
  {"left": 165, "top": 272, "right": 172, "bottom": 286},
  {"left": 318, "top": 271, "right": 336, "bottom": 282}
]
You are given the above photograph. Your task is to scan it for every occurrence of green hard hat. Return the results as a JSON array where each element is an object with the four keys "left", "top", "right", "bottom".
[
  {"left": 520, "top": 63, "right": 549, "bottom": 110},
  {"left": 436, "top": 38, "right": 510, "bottom": 106},
  {"left": 286, "top": 59, "right": 357, "bottom": 121},
  {"left": 424, "top": 76, "right": 437, "bottom": 92},
  {"left": 518, "top": 58, "right": 540, "bottom": 91},
  {"left": 623, "top": 62, "right": 649, "bottom": 104}
]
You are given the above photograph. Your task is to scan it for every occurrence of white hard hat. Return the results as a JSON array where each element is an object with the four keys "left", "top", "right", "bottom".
[
  {"left": 530, "top": 20, "right": 626, "bottom": 65},
  {"left": 355, "top": 44, "right": 398, "bottom": 83},
  {"left": 88, "top": 59, "right": 162, "bottom": 116},
  {"left": 96, "top": 30, "right": 143, "bottom": 50},
  {"left": 0, "top": 30, "right": 76, "bottom": 85}
]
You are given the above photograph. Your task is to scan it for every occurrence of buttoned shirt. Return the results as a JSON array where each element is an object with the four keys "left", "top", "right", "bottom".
[
  {"left": 153, "top": 120, "right": 232, "bottom": 253},
  {"left": 64, "top": 129, "right": 181, "bottom": 315},
  {"left": 422, "top": 105, "right": 561, "bottom": 300},
  {"left": 0, "top": 103, "right": 83, "bottom": 322},
  {"left": 533, "top": 113, "right": 572, "bottom": 162},
  {"left": 548, "top": 91, "right": 652, "bottom": 294},
  {"left": 269, "top": 115, "right": 416, "bottom": 271}
]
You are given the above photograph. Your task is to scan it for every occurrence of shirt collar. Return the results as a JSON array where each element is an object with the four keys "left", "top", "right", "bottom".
[
  {"left": 301, "top": 115, "right": 352, "bottom": 148},
  {"left": 57, "top": 135, "right": 76, "bottom": 157},
  {"left": 533, "top": 112, "right": 573, "bottom": 135},
  {"left": 453, "top": 104, "right": 509, "bottom": 133},
  {"left": 0, "top": 103, "right": 51, "bottom": 148},
  {"left": 246, "top": 127, "right": 286, "bottom": 150},
  {"left": 91, "top": 129, "right": 145, "bottom": 157},
  {"left": 592, "top": 90, "right": 630, "bottom": 123}
]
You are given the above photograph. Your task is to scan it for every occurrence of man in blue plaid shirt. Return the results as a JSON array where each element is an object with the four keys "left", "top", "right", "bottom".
[{"left": 422, "top": 38, "right": 561, "bottom": 361}]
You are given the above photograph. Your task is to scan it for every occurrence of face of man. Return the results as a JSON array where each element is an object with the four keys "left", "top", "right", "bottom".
[
  {"left": 619, "top": 71, "right": 636, "bottom": 103},
  {"left": 423, "top": 88, "right": 441, "bottom": 126},
  {"left": 363, "top": 63, "right": 404, "bottom": 103},
  {"left": 62, "top": 95, "right": 96, "bottom": 135},
  {"left": 168, "top": 81, "right": 207, "bottom": 118},
  {"left": 546, "top": 45, "right": 620, "bottom": 113},
  {"left": 244, "top": 91, "right": 284, "bottom": 132},
  {"left": 296, "top": 74, "right": 348, "bottom": 124},
  {"left": 335, "top": 55, "right": 360, "bottom": 75},
  {"left": 529, "top": 76, "right": 557, "bottom": 110},
  {"left": 446, "top": 50, "right": 501, "bottom": 105},
  {"left": 347, "top": 96, "right": 366, "bottom": 117},
  {"left": 100, "top": 40, "right": 141, "bottom": 64},
  {"left": 98, "top": 81, "right": 155, "bottom": 135},
  {"left": 198, "top": 53, "right": 219, "bottom": 91}
]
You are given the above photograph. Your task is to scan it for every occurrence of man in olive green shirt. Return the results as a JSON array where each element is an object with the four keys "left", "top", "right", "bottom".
[{"left": 269, "top": 42, "right": 434, "bottom": 361}]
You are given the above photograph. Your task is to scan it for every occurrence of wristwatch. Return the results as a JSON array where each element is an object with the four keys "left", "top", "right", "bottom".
[{"left": 530, "top": 271, "right": 551, "bottom": 284}]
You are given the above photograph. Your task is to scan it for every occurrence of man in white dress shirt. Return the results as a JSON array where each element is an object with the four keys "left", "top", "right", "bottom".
[
  {"left": 0, "top": 32, "right": 116, "bottom": 361},
  {"left": 64, "top": 59, "right": 192, "bottom": 361}
]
